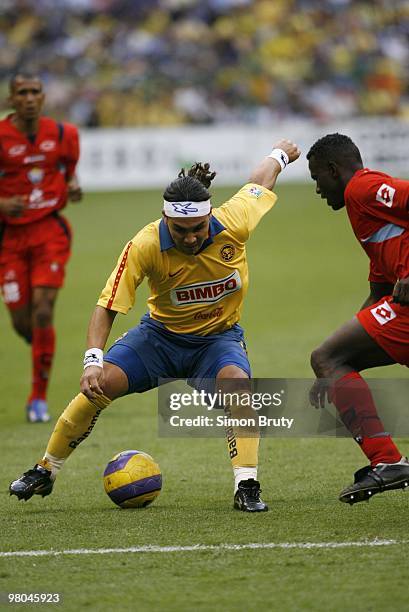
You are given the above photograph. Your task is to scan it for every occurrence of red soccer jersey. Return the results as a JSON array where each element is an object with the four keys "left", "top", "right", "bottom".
[
  {"left": 345, "top": 169, "right": 409, "bottom": 284},
  {"left": 0, "top": 115, "right": 79, "bottom": 225}
]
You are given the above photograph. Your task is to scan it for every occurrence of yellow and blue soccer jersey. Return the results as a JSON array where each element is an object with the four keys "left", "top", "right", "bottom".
[{"left": 97, "top": 183, "right": 277, "bottom": 335}]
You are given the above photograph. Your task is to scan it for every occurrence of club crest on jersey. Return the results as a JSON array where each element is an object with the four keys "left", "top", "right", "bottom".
[
  {"left": 170, "top": 270, "right": 241, "bottom": 306},
  {"left": 370, "top": 301, "right": 396, "bottom": 326},
  {"left": 40, "top": 140, "right": 56, "bottom": 152},
  {"left": 27, "top": 167, "right": 44, "bottom": 184},
  {"left": 169, "top": 202, "right": 200, "bottom": 215},
  {"left": 8, "top": 144, "right": 26, "bottom": 157},
  {"left": 376, "top": 183, "right": 395, "bottom": 208},
  {"left": 220, "top": 244, "right": 235, "bottom": 261}
]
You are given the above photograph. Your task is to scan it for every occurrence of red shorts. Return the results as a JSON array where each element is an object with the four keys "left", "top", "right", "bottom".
[
  {"left": 357, "top": 296, "right": 409, "bottom": 366},
  {"left": 0, "top": 213, "right": 72, "bottom": 310}
]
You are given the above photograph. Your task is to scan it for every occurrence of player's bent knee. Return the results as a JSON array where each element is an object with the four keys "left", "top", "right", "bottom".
[
  {"left": 102, "top": 362, "right": 129, "bottom": 400},
  {"left": 310, "top": 346, "right": 336, "bottom": 377},
  {"left": 310, "top": 345, "right": 342, "bottom": 378},
  {"left": 310, "top": 347, "right": 323, "bottom": 376},
  {"left": 32, "top": 307, "right": 53, "bottom": 328},
  {"left": 216, "top": 366, "right": 250, "bottom": 395},
  {"left": 216, "top": 365, "right": 249, "bottom": 380},
  {"left": 31, "top": 289, "right": 58, "bottom": 328}
]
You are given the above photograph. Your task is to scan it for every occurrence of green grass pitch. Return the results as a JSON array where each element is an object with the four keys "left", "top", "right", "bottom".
[{"left": 1, "top": 183, "right": 408, "bottom": 611}]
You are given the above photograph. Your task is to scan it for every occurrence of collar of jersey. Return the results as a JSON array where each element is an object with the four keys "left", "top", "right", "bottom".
[{"left": 159, "top": 215, "right": 226, "bottom": 253}]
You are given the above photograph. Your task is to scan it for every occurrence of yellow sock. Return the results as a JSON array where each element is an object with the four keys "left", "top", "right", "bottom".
[
  {"left": 229, "top": 436, "right": 259, "bottom": 468},
  {"left": 224, "top": 399, "right": 259, "bottom": 491},
  {"left": 39, "top": 393, "right": 111, "bottom": 475}
]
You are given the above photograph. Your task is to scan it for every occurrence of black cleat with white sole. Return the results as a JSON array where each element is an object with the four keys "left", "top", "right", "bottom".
[
  {"left": 339, "top": 458, "right": 409, "bottom": 505},
  {"left": 9, "top": 465, "right": 54, "bottom": 501},
  {"left": 234, "top": 478, "right": 268, "bottom": 512}
]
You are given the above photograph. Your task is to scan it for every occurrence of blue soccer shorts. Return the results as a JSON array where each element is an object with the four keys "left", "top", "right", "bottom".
[{"left": 104, "top": 314, "right": 251, "bottom": 394}]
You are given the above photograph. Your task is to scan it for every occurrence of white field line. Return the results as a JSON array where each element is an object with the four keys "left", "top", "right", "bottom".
[{"left": 0, "top": 539, "right": 406, "bottom": 558}]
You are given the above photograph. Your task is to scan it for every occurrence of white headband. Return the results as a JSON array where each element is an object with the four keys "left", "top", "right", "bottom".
[{"left": 163, "top": 199, "right": 211, "bottom": 218}]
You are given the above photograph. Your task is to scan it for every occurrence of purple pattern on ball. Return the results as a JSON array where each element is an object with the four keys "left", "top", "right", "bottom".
[
  {"left": 103, "top": 450, "right": 140, "bottom": 477},
  {"left": 108, "top": 474, "right": 162, "bottom": 505}
]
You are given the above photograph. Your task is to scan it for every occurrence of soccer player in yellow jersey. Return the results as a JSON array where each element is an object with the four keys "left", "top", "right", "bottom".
[{"left": 10, "top": 139, "right": 300, "bottom": 511}]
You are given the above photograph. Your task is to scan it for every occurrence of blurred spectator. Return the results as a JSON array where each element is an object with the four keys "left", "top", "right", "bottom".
[{"left": 0, "top": 0, "right": 407, "bottom": 126}]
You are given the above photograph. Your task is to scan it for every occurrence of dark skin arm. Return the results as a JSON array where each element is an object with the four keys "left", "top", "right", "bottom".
[
  {"left": 392, "top": 277, "right": 409, "bottom": 306},
  {"left": 360, "top": 281, "right": 394, "bottom": 310}
]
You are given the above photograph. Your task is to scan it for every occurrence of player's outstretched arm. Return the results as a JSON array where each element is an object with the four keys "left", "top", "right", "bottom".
[
  {"left": 80, "top": 306, "right": 117, "bottom": 399},
  {"left": 249, "top": 139, "right": 301, "bottom": 191}
]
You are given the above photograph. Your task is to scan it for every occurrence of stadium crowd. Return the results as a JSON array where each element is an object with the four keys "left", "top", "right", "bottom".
[{"left": 0, "top": 0, "right": 408, "bottom": 126}]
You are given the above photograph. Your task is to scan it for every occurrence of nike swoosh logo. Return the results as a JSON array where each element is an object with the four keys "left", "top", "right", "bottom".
[{"left": 169, "top": 268, "right": 184, "bottom": 278}]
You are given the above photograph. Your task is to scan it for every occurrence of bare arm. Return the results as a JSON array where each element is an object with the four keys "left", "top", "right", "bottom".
[
  {"left": 249, "top": 139, "right": 301, "bottom": 191},
  {"left": 392, "top": 277, "right": 409, "bottom": 306},
  {"left": 80, "top": 306, "right": 117, "bottom": 399},
  {"left": 360, "top": 281, "right": 394, "bottom": 310},
  {"left": 86, "top": 305, "right": 117, "bottom": 349}
]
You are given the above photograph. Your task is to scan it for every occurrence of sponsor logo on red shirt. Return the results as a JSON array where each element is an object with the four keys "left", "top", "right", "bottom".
[
  {"left": 23, "top": 155, "right": 45, "bottom": 164},
  {"left": 376, "top": 183, "right": 395, "bottom": 208},
  {"left": 370, "top": 300, "right": 396, "bottom": 325}
]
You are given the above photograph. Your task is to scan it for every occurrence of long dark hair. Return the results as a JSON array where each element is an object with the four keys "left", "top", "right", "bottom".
[{"left": 163, "top": 162, "right": 216, "bottom": 202}]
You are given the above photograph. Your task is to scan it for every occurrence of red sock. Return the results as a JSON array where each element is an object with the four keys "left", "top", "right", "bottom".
[
  {"left": 359, "top": 435, "right": 401, "bottom": 466},
  {"left": 29, "top": 326, "right": 56, "bottom": 402},
  {"left": 332, "top": 372, "right": 401, "bottom": 466}
]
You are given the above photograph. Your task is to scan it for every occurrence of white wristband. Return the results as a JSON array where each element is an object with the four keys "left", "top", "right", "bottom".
[
  {"left": 83, "top": 348, "right": 104, "bottom": 369},
  {"left": 268, "top": 148, "right": 289, "bottom": 171}
]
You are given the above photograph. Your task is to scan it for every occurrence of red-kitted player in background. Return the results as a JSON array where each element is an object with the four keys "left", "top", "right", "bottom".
[{"left": 0, "top": 74, "right": 82, "bottom": 422}]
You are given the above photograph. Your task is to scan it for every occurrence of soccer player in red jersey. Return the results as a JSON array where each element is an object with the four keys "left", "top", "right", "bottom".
[
  {"left": 0, "top": 74, "right": 82, "bottom": 422},
  {"left": 307, "top": 133, "right": 409, "bottom": 505}
]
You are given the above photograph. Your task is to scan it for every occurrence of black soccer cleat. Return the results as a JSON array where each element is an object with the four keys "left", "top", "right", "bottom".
[
  {"left": 234, "top": 479, "right": 268, "bottom": 512},
  {"left": 339, "top": 458, "right": 409, "bottom": 505},
  {"left": 9, "top": 464, "right": 54, "bottom": 501}
]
